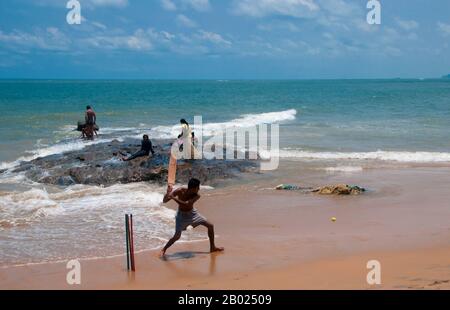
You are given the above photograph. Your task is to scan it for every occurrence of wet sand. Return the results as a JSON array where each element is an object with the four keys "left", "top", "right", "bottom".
[{"left": 1, "top": 167, "right": 450, "bottom": 289}]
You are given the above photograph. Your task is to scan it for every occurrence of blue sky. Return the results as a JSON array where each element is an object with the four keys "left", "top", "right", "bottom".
[{"left": 0, "top": 0, "right": 449, "bottom": 79}]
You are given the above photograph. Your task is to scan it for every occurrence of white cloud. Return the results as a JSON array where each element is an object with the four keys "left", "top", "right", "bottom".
[
  {"left": 437, "top": 22, "right": 450, "bottom": 36},
  {"left": 280, "top": 39, "right": 320, "bottom": 55},
  {"left": 161, "top": 31, "right": 176, "bottom": 41},
  {"left": 0, "top": 28, "right": 71, "bottom": 51},
  {"left": 161, "top": 0, "right": 177, "bottom": 11},
  {"left": 0, "top": 25, "right": 233, "bottom": 56},
  {"left": 89, "top": 0, "right": 128, "bottom": 7},
  {"left": 91, "top": 21, "right": 107, "bottom": 30},
  {"left": 233, "top": 0, "right": 319, "bottom": 18},
  {"left": 176, "top": 14, "right": 198, "bottom": 28},
  {"left": 318, "top": 0, "right": 357, "bottom": 17},
  {"left": 182, "top": 0, "right": 211, "bottom": 12},
  {"left": 160, "top": 0, "right": 211, "bottom": 12},
  {"left": 196, "top": 30, "right": 232, "bottom": 45},
  {"left": 354, "top": 18, "right": 377, "bottom": 33},
  {"left": 34, "top": 0, "right": 128, "bottom": 8},
  {"left": 83, "top": 29, "right": 153, "bottom": 51},
  {"left": 396, "top": 18, "right": 419, "bottom": 31},
  {"left": 3, "top": 0, "right": 430, "bottom": 63},
  {"left": 258, "top": 21, "right": 301, "bottom": 32}
]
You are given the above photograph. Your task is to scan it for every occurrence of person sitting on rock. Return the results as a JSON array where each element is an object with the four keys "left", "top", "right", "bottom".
[{"left": 122, "top": 135, "right": 155, "bottom": 161}]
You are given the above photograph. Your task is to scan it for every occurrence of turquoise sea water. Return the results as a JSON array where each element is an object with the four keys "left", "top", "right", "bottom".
[
  {"left": 1, "top": 79, "right": 450, "bottom": 166},
  {"left": 1, "top": 79, "right": 450, "bottom": 266}
]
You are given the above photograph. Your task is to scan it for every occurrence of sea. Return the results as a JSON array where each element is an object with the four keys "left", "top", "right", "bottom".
[{"left": 1, "top": 79, "right": 449, "bottom": 266}]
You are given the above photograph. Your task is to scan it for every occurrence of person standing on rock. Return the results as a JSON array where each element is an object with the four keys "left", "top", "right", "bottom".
[
  {"left": 84, "top": 105, "right": 97, "bottom": 140},
  {"left": 176, "top": 119, "right": 199, "bottom": 159},
  {"left": 122, "top": 134, "right": 155, "bottom": 161},
  {"left": 177, "top": 119, "right": 193, "bottom": 158}
]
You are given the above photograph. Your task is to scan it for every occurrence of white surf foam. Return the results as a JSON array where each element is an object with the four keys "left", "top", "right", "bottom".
[
  {"left": 323, "top": 166, "right": 364, "bottom": 173},
  {"left": 0, "top": 183, "right": 167, "bottom": 228},
  {"left": 151, "top": 109, "right": 297, "bottom": 138},
  {"left": 0, "top": 188, "right": 62, "bottom": 228},
  {"left": 0, "top": 182, "right": 209, "bottom": 265},
  {"left": 280, "top": 149, "right": 450, "bottom": 163},
  {"left": 0, "top": 138, "right": 115, "bottom": 170},
  {"left": 98, "top": 127, "right": 149, "bottom": 134}
]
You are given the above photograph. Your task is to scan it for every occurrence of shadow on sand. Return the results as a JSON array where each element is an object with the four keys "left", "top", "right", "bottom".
[
  {"left": 160, "top": 250, "right": 223, "bottom": 276},
  {"left": 161, "top": 251, "right": 211, "bottom": 261}
]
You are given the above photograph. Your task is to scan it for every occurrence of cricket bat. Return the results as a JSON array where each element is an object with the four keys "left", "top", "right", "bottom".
[{"left": 168, "top": 153, "right": 177, "bottom": 187}]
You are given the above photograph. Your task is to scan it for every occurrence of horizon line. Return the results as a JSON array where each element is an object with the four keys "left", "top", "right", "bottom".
[{"left": 0, "top": 77, "right": 448, "bottom": 81}]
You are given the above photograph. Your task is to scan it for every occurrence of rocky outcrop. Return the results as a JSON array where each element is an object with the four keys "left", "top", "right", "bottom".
[{"left": 11, "top": 138, "right": 259, "bottom": 187}]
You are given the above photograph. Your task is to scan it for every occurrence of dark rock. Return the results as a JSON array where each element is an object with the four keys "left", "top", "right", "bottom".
[
  {"left": 14, "top": 138, "right": 258, "bottom": 187},
  {"left": 25, "top": 167, "right": 47, "bottom": 181},
  {"left": 12, "top": 163, "right": 34, "bottom": 173},
  {"left": 57, "top": 176, "right": 76, "bottom": 186}
]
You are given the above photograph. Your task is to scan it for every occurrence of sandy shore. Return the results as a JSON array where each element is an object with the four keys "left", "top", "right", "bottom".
[{"left": 1, "top": 166, "right": 450, "bottom": 289}]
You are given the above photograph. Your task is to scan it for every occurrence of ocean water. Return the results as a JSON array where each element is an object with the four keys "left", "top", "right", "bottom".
[
  {"left": 1, "top": 79, "right": 450, "bottom": 265},
  {"left": 1, "top": 79, "right": 450, "bottom": 165}
]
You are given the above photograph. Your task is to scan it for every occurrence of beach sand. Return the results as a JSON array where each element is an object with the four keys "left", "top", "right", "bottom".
[{"left": 1, "top": 167, "right": 450, "bottom": 290}]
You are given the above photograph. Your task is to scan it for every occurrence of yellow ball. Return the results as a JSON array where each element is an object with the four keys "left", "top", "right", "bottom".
[{"left": 331, "top": 217, "right": 337, "bottom": 222}]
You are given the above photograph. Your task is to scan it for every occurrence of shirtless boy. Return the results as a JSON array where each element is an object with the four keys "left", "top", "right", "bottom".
[{"left": 160, "top": 178, "right": 224, "bottom": 257}]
